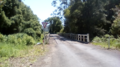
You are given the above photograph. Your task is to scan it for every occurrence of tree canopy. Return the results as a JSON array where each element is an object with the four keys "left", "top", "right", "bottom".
[
  {"left": 52, "top": 0, "right": 120, "bottom": 39},
  {"left": 44, "top": 17, "right": 63, "bottom": 34},
  {"left": 0, "top": 0, "right": 42, "bottom": 39}
]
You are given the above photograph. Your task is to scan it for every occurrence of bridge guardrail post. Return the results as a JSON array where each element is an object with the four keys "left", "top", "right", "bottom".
[
  {"left": 80, "top": 35, "right": 82, "bottom": 42},
  {"left": 83, "top": 35, "right": 85, "bottom": 42},
  {"left": 87, "top": 33, "right": 89, "bottom": 42}
]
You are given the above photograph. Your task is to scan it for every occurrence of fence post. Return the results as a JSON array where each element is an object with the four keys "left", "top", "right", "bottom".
[{"left": 80, "top": 35, "right": 82, "bottom": 41}]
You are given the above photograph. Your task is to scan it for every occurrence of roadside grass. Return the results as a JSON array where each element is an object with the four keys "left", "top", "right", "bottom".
[
  {"left": 0, "top": 43, "right": 26, "bottom": 61},
  {"left": 0, "top": 42, "right": 27, "bottom": 67},
  {"left": 92, "top": 34, "right": 120, "bottom": 50},
  {"left": 92, "top": 42, "right": 108, "bottom": 48},
  {"left": 0, "top": 33, "right": 46, "bottom": 67},
  {"left": 0, "top": 43, "right": 45, "bottom": 67},
  {"left": 92, "top": 42, "right": 120, "bottom": 50}
]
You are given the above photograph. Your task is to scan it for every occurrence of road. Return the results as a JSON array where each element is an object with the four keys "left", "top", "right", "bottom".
[{"left": 33, "top": 34, "right": 120, "bottom": 67}]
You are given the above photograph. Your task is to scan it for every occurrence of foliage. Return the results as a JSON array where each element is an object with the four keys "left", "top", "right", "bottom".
[
  {"left": 60, "top": 26, "right": 64, "bottom": 33},
  {"left": 0, "top": 43, "right": 45, "bottom": 67},
  {"left": 0, "top": 0, "right": 4, "bottom": 11},
  {"left": 0, "top": 33, "right": 35, "bottom": 45},
  {"left": 52, "top": 0, "right": 120, "bottom": 41},
  {"left": 92, "top": 34, "right": 120, "bottom": 49},
  {"left": 0, "top": 0, "right": 44, "bottom": 66},
  {"left": 63, "top": 0, "right": 109, "bottom": 38},
  {"left": 0, "top": 33, "right": 45, "bottom": 67},
  {"left": 23, "top": 28, "right": 36, "bottom": 39},
  {"left": 92, "top": 36, "right": 102, "bottom": 43},
  {"left": 0, "top": 43, "right": 24, "bottom": 58},
  {"left": 0, "top": 0, "right": 42, "bottom": 39},
  {"left": 44, "top": 17, "right": 63, "bottom": 33},
  {"left": 110, "top": 4, "right": 120, "bottom": 36},
  {"left": 0, "top": 33, "right": 37, "bottom": 64}
]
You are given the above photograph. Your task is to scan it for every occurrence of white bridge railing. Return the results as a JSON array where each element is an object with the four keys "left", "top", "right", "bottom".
[{"left": 61, "top": 33, "right": 89, "bottom": 42}]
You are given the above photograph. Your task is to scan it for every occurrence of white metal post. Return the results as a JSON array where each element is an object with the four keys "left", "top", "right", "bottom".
[{"left": 87, "top": 33, "right": 89, "bottom": 42}]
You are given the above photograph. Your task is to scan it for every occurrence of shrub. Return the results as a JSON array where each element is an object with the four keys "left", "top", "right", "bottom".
[
  {"left": 7, "top": 35, "right": 17, "bottom": 44},
  {"left": 23, "top": 28, "right": 36, "bottom": 39},
  {"left": 92, "top": 36, "right": 102, "bottom": 42},
  {"left": 0, "top": 34, "right": 7, "bottom": 42},
  {"left": 116, "top": 43, "right": 120, "bottom": 48},
  {"left": 92, "top": 34, "right": 120, "bottom": 49},
  {"left": 104, "top": 34, "right": 110, "bottom": 38},
  {"left": 12, "top": 33, "right": 28, "bottom": 45},
  {"left": 0, "top": 33, "right": 36, "bottom": 45},
  {"left": 12, "top": 33, "right": 35, "bottom": 45},
  {"left": 26, "top": 36, "right": 35, "bottom": 45}
]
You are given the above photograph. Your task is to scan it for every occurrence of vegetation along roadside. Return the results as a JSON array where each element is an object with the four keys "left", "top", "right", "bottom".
[{"left": 0, "top": 0, "right": 46, "bottom": 67}]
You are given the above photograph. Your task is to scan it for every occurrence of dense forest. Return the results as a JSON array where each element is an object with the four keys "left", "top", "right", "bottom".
[
  {"left": 52, "top": 0, "right": 120, "bottom": 39},
  {"left": 0, "top": 0, "right": 42, "bottom": 39}
]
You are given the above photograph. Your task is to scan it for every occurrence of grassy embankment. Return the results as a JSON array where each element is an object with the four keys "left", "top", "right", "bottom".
[
  {"left": 92, "top": 34, "right": 120, "bottom": 50},
  {"left": 0, "top": 33, "right": 45, "bottom": 67}
]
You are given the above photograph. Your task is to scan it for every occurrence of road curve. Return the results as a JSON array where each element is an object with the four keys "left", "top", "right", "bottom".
[{"left": 33, "top": 34, "right": 120, "bottom": 67}]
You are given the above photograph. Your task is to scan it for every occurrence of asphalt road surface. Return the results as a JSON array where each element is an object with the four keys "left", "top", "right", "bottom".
[{"left": 33, "top": 34, "right": 120, "bottom": 67}]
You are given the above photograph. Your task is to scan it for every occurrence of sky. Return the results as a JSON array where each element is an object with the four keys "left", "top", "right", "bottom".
[{"left": 23, "top": 0, "right": 56, "bottom": 23}]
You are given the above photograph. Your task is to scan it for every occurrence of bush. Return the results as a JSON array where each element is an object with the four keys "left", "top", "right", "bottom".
[
  {"left": 26, "top": 36, "right": 35, "bottom": 45},
  {"left": 92, "top": 36, "right": 102, "bottom": 42},
  {"left": 12, "top": 33, "right": 35, "bottom": 45},
  {"left": 23, "top": 28, "right": 36, "bottom": 39},
  {"left": 0, "top": 33, "right": 35, "bottom": 45},
  {"left": 0, "top": 33, "right": 36, "bottom": 59},
  {"left": 92, "top": 34, "right": 120, "bottom": 49},
  {"left": 7, "top": 35, "right": 17, "bottom": 44},
  {"left": 0, "top": 34, "right": 7, "bottom": 42}
]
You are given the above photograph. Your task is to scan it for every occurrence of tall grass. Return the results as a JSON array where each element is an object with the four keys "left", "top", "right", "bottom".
[
  {"left": 0, "top": 43, "right": 26, "bottom": 58},
  {"left": 0, "top": 33, "right": 36, "bottom": 62},
  {"left": 0, "top": 33, "right": 35, "bottom": 45},
  {"left": 92, "top": 34, "right": 120, "bottom": 49}
]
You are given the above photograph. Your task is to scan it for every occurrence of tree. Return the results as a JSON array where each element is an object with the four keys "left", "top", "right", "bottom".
[
  {"left": 45, "top": 17, "right": 63, "bottom": 33},
  {"left": 51, "top": 0, "right": 120, "bottom": 40},
  {"left": 63, "top": 0, "right": 109, "bottom": 39},
  {"left": 0, "top": 0, "right": 42, "bottom": 39},
  {"left": 110, "top": 4, "right": 120, "bottom": 37},
  {"left": 0, "top": 0, "right": 4, "bottom": 10}
]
